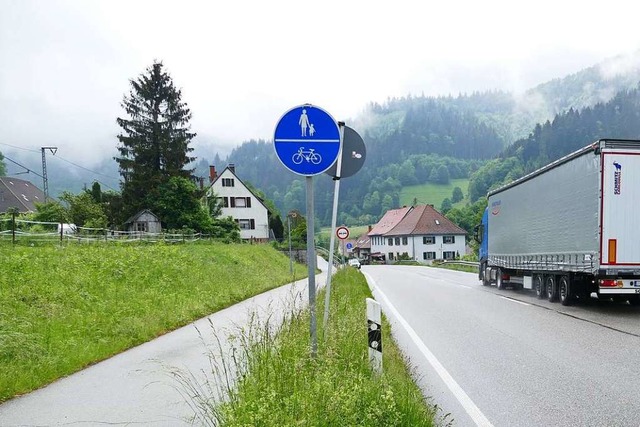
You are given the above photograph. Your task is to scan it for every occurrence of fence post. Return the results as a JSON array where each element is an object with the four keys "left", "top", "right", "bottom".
[
  {"left": 11, "top": 210, "right": 16, "bottom": 245},
  {"left": 366, "top": 298, "right": 382, "bottom": 374}
]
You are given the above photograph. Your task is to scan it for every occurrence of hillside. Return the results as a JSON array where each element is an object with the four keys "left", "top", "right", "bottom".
[{"left": 4, "top": 51, "right": 640, "bottom": 230}]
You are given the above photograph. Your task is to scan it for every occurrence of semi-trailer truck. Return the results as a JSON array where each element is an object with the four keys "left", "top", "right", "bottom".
[{"left": 476, "top": 139, "right": 640, "bottom": 306}]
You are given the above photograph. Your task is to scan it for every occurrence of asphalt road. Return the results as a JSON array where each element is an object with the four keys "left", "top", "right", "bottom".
[
  {"left": 0, "top": 258, "right": 329, "bottom": 426},
  {"left": 363, "top": 265, "right": 640, "bottom": 427}
]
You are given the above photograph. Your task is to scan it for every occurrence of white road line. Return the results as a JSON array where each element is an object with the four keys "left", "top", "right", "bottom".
[
  {"left": 499, "top": 296, "right": 530, "bottom": 306},
  {"left": 364, "top": 272, "right": 494, "bottom": 427}
]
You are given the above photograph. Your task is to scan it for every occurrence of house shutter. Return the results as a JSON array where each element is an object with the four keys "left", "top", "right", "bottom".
[
  {"left": 223, "top": 197, "right": 229, "bottom": 208},
  {"left": 230, "top": 197, "right": 236, "bottom": 208},
  {"left": 250, "top": 219, "right": 255, "bottom": 229},
  {"left": 246, "top": 197, "right": 251, "bottom": 207}
]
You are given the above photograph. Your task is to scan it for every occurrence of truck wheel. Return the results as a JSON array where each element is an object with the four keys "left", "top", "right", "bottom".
[
  {"left": 534, "top": 274, "right": 545, "bottom": 299},
  {"left": 559, "top": 275, "right": 572, "bottom": 306},
  {"left": 482, "top": 266, "right": 491, "bottom": 286},
  {"left": 546, "top": 275, "right": 558, "bottom": 302},
  {"left": 496, "top": 268, "right": 505, "bottom": 290}
]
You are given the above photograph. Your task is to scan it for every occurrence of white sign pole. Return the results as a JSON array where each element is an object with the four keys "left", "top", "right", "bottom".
[
  {"left": 366, "top": 298, "right": 383, "bottom": 374},
  {"left": 306, "top": 176, "right": 317, "bottom": 358},
  {"left": 322, "top": 122, "right": 345, "bottom": 333}
]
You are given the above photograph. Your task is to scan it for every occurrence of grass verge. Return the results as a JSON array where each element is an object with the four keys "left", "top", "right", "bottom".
[
  {"left": 0, "top": 242, "right": 307, "bottom": 402},
  {"left": 186, "top": 268, "right": 444, "bottom": 426}
]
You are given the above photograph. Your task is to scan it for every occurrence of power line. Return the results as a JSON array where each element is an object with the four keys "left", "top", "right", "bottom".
[
  {"left": 51, "top": 155, "right": 119, "bottom": 181},
  {"left": 3, "top": 155, "right": 44, "bottom": 178},
  {"left": 0, "top": 142, "right": 40, "bottom": 153}
]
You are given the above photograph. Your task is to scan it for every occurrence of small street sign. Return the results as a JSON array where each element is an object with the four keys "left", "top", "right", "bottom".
[
  {"left": 346, "top": 242, "right": 353, "bottom": 250},
  {"left": 336, "top": 226, "right": 349, "bottom": 240},
  {"left": 274, "top": 104, "right": 341, "bottom": 176}
]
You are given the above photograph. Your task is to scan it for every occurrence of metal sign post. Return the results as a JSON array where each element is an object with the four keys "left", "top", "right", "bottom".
[{"left": 322, "top": 123, "right": 345, "bottom": 333}]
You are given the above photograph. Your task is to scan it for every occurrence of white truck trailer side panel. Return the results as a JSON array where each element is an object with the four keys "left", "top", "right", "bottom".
[
  {"left": 600, "top": 151, "right": 640, "bottom": 266},
  {"left": 488, "top": 148, "right": 600, "bottom": 272}
]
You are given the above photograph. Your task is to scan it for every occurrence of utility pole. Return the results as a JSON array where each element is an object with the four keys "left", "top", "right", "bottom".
[{"left": 41, "top": 146, "right": 57, "bottom": 201}]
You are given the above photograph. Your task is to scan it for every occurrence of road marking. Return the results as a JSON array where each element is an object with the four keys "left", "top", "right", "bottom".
[
  {"left": 499, "top": 296, "right": 530, "bottom": 306},
  {"left": 364, "top": 273, "right": 494, "bottom": 427}
]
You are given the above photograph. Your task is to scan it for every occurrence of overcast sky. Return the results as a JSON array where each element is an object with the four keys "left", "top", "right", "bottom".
[{"left": 2, "top": 0, "right": 640, "bottom": 167}]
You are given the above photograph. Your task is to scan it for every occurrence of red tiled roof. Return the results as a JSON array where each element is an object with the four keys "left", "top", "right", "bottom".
[
  {"left": 385, "top": 205, "right": 467, "bottom": 236},
  {"left": 367, "top": 206, "right": 412, "bottom": 236},
  {"left": 355, "top": 234, "right": 371, "bottom": 249}
]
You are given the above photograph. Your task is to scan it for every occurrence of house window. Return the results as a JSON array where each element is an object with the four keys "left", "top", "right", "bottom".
[
  {"left": 136, "top": 222, "right": 147, "bottom": 232},
  {"left": 388, "top": 252, "right": 394, "bottom": 260},
  {"left": 232, "top": 197, "right": 251, "bottom": 208},
  {"left": 443, "top": 251, "right": 456, "bottom": 259},
  {"left": 219, "top": 197, "right": 229, "bottom": 208},
  {"left": 443, "top": 235, "right": 455, "bottom": 244},
  {"left": 222, "top": 178, "right": 235, "bottom": 187},
  {"left": 388, "top": 238, "right": 393, "bottom": 246},
  {"left": 423, "top": 252, "right": 436, "bottom": 260},
  {"left": 402, "top": 237, "right": 408, "bottom": 245},
  {"left": 423, "top": 236, "right": 435, "bottom": 244},
  {"left": 394, "top": 237, "right": 400, "bottom": 245},
  {"left": 237, "top": 219, "right": 256, "bottom": 230}
]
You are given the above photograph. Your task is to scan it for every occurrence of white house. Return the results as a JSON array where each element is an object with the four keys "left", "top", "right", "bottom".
[
  {"left": 206, "top": 164, "right": 270, "bottom": 241},
  {"left": 369, "top": 204, "right": 467, "bottom": 264}
]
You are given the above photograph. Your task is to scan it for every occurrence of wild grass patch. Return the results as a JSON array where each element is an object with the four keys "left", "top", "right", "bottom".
[
  {"left": 0, "top": 242, "right": 306, "bottom": 402},
  {"left": 179, "top": 268, "right": 444, "bottom": 426}
]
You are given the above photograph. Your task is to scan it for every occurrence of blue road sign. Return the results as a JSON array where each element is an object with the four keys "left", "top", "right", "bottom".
[
  {"left": 346, "top": 242, "right": 353, "bottom": 250},
  {"left": 274, "top": 104, "right": 341, "bottom": 176}
]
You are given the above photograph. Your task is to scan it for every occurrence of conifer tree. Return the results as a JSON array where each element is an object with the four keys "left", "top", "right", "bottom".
[{"left": 115, "top": 61, "right": 196, "bottom": 218}]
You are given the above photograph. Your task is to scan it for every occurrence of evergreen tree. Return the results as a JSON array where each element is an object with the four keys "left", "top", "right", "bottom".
[{"left": 115, "top": 61, "right": 196, "bottom": 220}]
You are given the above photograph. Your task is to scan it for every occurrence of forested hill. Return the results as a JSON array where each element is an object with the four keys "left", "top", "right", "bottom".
[
  {"left": 192, "top": 52, "right": 640, "bottom": 227},
  {"left": 468, "top": 84, "right": 640, "bottom": 202}
]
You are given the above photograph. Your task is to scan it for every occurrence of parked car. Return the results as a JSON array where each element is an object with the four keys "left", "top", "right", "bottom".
[{"left": 348, "top": 258, "right": 361, "bottom": 269}]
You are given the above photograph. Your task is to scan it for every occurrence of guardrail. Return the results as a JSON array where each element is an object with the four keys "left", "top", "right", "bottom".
[{"left": 439, "top": 260, "right": 479, "bottom": 267}]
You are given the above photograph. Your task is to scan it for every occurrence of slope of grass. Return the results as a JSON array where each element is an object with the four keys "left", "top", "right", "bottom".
[
  {"left": 0, "top": 242, "right": 307, "bottom": 402},
  {"left": 400, "top": 178, "right": 469, "bottom": 209},
  {"left": 196, "top": 268, "right": 441, "bottom": 426}
]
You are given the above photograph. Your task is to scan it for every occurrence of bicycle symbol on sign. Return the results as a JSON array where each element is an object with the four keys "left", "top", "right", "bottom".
[{"left": 292, "top": 147, "right": 322, "bottom": 165}]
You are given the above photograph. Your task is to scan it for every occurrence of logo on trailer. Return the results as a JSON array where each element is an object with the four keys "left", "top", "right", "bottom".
[
  {"left": 613, "top": 161, "right": 622, "bottom": 195},
  {"left": 491, "top": 200, "right": 501, "bottom": 216}
]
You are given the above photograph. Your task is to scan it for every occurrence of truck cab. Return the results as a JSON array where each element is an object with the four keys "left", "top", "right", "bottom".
[{"left": 474, "top": 208, "right": 489, "bottom": 283}]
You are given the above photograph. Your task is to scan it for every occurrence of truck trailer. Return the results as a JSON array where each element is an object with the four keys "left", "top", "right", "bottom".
[{"left": 477, "top": 139, "right": 640, "bottom": 306}]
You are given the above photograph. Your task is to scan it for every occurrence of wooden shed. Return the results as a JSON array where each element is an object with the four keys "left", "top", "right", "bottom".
[{"left": 124, "top": 209, "right": 162, "bottom": 233}]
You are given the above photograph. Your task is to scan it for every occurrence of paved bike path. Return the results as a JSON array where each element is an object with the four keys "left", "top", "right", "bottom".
[{"left": 0, "top": 258, "right": 328, "bottom": 426}]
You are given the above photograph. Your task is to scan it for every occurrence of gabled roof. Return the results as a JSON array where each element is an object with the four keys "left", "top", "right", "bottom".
[
  {"left": 124, "top": 209, "right": 161, "bottom": 225},
  {"left": 208, "top": 165, "right": 269, "bottom": 211},
  {"left": 367, "top": 206, "right": 412, "bottom": 236},
  {"left": 0, "top": 177, "right": 46, "bottom": 213},
  {"left": 354, "top": 233, "right": 371, "bottom": 249},
  {"left": 385, "top": 204, "right": 467, "bottom": 236}
]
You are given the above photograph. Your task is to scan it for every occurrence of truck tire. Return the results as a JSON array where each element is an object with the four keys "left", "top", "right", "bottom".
[
  {"left": 482, "top": 265, "right": 491, "bottom": 286},
  {"left": 559, "top": 275, "right": 572, "bottom": 306},
  {"left": 496, "top": 268, "right": 505, "bottom": 290},
  {"left": 545, "top": 275, "right": 558, "bottom": 302},
  {"left": 534, "top": 274, "right": 545, "bottom": 299}
]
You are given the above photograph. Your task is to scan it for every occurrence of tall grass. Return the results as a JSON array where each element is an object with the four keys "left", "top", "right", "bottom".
[
  {"left": 180, "top": 268, "right": 445, "bottom": 426},
  {"left": 0, "top": 242, "right": 307, "bottom": 402}
]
